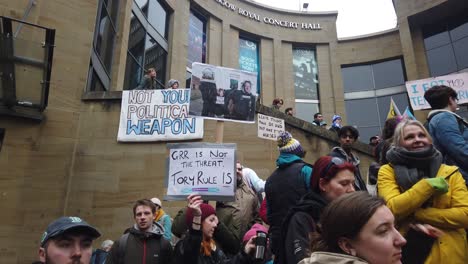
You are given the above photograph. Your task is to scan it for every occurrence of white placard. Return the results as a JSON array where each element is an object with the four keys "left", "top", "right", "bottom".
[
  {"left": 257, "top": 114, "right": 285, "bottom": 141},
  {"left": 165, "top": 143, "right": 236, "bottom": 201},
  {"left": 405, "top": 72, "right": 468, "bottom": 110},
  {"left": 117, "top": 89, "right": 204, "bottom": 142}
]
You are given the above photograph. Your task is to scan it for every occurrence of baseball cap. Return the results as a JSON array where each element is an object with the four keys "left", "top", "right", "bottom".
[{"left": 40, "top": 216, "right": 101, "bottom": 247}]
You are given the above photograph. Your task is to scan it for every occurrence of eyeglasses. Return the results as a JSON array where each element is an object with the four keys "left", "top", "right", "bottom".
[
  {"left": 237, "top": 166, "right": 243, "bottom": 172},
  {"left": 321, "top": 157, "right": 345, "bottom": 179}
]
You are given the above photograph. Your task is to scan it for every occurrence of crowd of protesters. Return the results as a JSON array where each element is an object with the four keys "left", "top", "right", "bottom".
[{"left": 34, "top": 84, "right": 468, "bottom": 264}]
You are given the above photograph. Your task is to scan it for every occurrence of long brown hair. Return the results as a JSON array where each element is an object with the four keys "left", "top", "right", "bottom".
[{"left": 312, "top": 192, "right": 385, "bottom": 253}]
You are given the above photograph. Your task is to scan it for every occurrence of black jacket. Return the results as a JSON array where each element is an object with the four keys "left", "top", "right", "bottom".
[
  {"left": 105, "top": 224, "right": 173, "bottom": 264},
  {"left": 173, "top": 228, "right": 254, "bottom": 264},
  {"left": 280, "top": 191, "right": 328, "bottom": 264}
]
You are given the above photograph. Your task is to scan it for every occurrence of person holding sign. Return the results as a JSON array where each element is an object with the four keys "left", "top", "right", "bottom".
[{"left": 173, "top": 194, "right": 258, "bottom": 264}]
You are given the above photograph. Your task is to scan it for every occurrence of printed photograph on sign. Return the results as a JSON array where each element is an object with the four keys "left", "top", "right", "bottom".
[
  {"left": 257, "top": 114, "right": 285, "bottom": 141},
  {"left": 117, "top": 89, "right": 204, "bottom": 142},
  {"left": 165, "top": 143, "right": 237, "bottom": 201},
  {"left": 190, "top": 62, "right": 258, "bottom": 123}
]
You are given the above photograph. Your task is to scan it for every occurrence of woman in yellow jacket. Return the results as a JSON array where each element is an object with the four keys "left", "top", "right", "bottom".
[{"left": 378, "top": 119, "right": 468, "bottom": 264}]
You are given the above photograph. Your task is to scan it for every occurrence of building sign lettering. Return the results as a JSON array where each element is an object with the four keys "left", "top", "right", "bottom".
[{"left": 214, "top": 0, "right": 322, "bottom": 30}]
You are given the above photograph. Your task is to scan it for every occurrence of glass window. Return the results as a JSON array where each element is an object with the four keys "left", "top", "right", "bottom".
[
  {"left": 239, "top": 38, "right": 261, "bottom": 94},
  {"left": 373, "top": 59, "right": 405, "bottom": 89},
  {"left": 187, "top": 11, "right": 206, "bottom": 69},
  {"left": 424, "top": 15, "right": 468, "bottom": 76},
  {"left": 293, "top": 48, "right": 319, "bottom": 100},
  {"left": 426, "top": 45, "right": 458, "bottom": 76},
  {"left": 87, "top": 0, "right": 120, "bottom": 91},
  {"left": 341, "top": 65, "right": 373, "bottom": 92},
  {"left": 295, "top": 102, "right": 319, "bottom": 123},
  {"left": 123, "top": 1, "right": 168, "bottom": 90}
]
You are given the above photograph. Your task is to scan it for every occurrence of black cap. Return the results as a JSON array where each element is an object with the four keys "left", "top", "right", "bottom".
[{"left": 40, "top": 216, "right": 101, "bottom": 246}]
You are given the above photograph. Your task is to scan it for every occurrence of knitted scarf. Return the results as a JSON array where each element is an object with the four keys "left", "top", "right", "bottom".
[
  {"left": 154, "top": 209, "right": 165, "bottom": 222},
  {"left": 386, "top": 146, "right": 442, "bottom": 191}
]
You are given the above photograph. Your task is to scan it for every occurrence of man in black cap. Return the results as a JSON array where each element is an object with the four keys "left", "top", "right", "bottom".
[{"left": 39, "top": 216, "right": 101, "bottom": 264}]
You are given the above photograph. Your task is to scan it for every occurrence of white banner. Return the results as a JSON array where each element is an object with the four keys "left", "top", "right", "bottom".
[
  {"left": 257, "top": 113, "right": 285, "bottom": 141},
  {"left": 405, "top": 72, "right": 468, "bottom": 110},
  {"left": 165, "top": 143, "right": 236, "bottom": 201},
  {"left": 117, "top": 89, "right": 203, "bottom": 142}
]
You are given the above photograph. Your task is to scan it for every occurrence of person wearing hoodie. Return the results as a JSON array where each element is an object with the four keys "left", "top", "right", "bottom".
[
  {"left": 329, "top": 126, "right": 367, "bottom": 191},
  {"left": 300, "top": 192, "right": 406, "bottom": 264},
  {"left": 280, "top": 156, "right": 356, "bottom": 264},
  {"left": 105, "top": 199, "right": 173, "bottom": 264},
  {"left": 167, "top": 79, "right": 179, "bottom": 89},
  {"left": 424, "top": 85, "right": 468, "bottom": 183},
  {"left": 265, "top": 131, "right": 313, "bottom": 262},
  {"left": 328, "top": 115, "right": 342, "bottom": 134},
  {"left": 150, "top": 197, "right": 172, "bottom": 241}
]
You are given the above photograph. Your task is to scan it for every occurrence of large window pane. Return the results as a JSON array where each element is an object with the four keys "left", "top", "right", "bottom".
[
  {"left": 144, "top": 34, "right": 166, "bottom": 89},
  {"left": 341, "top": 65, "right": 374, "bottom": 92},
  {"left": 148, "top": 0, "right": 167, "bottom": 38},
  {"left": 449, "top": 19, "right": 468, "bottom": 42},
  {"left": 345, "top": 98, "right": 380, "bottom": 142},
  {"left": 293, "top": 48, "right": 319, "bottom": 100},
  {"left": 373, "top": 59, "right": 405, "bottom": 89},
  {"left": 239, "top": 38, "right": 260, "bottom": 94},
  {"left": 295, "top": 102, "right": 319, "bottom": 123},
  {"left": 426, "top": 44, "right": 457, "bottom": 76},
  {"left": 187, "top": 12, "right": 206, "bottom": 68},
  {"left": 124, "top": 53, "right": 144, "bottom": 90},
  {"left": 95, "top": 7, "right": 115, "bottom": 72},
  {"left": 424, "top": 31, "right": 450, "bottom": 50},
  {"left": 454, "top": 37, "right": 468, "bottom": 70}
]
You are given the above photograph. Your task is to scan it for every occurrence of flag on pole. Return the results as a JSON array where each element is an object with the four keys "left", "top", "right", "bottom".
[
  {"left": 387, "top": 97, "right": 402, "bottom": 119},
  {"left": 402, "top": 107, "right": 416, "bottom": 120}
]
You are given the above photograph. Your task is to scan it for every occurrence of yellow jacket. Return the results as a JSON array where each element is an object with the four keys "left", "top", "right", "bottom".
[{"left": 378, "top": 164, "right": 468, "bottom": 264}]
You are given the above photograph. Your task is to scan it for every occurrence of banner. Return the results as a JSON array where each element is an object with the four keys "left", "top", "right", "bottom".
[
  {"left": 117, "top": 89, "right": 204, "bottom": 142},
  {"left": 190, "top": 62, "right": 258, "bottom": 123},
  {"left": 257, "top": 114, "right": 285, "bottom": 141},
  {"left": 165, "top": 143, "right": 236, "bottom": 201},
  {"left": 405, "top": 72, "right": 468, "bottom": 110}
]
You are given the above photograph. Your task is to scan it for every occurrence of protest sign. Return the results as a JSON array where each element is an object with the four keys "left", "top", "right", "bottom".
[
  {"left": 257, "top": 114, "right": 285, "bottom": 141},
  {"left": 165, "top": 143, "right": 236, "bottom": 201},
  {"left": 117, "top": 89, "right": 204, "bottom": 142},
  {"left": 405, "top": 72, "right": 468, "bottom": 110},
  {"left": 190, "top": 62, "right": 258, "bottom": 123}
]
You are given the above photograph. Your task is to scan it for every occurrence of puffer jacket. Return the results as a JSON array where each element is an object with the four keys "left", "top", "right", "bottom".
[
  {"left": 298, "top": 252, "right": 367, "bottom": 264},
  {"left": 105, "top": 223, "right": 173, "bottom": 264},
  {"left": 378, "top": 163, "right": 468, "bottom": 264},
  {"left": 427, "top": 110, "right": 468, "bottom": 182}
]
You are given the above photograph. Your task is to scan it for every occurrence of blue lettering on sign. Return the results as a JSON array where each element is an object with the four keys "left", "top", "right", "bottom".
[
  {"left": 161, "top": 90, "right": 190, "bottom": 104},
  {"left": 458, "top": 90, "right": 468, "bottom": 100},
  {"left": 127, "top": 118, "right": 197, "bottom": 135}
]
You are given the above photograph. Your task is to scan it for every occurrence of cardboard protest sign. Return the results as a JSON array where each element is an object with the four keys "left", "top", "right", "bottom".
[
  {"left": 257, "top": 114, "right": 285, "bottom": 141},
  {"left": 165, "top": 143, "right": 236, "bottom": 201},
  {"left": 190, "top": 62, "right": 258, "bottom": 123},
  {"left": 117, "top": 89, "right": 204, "bottom": 142},
  {"left": 405, "top": 72, "right": 468, "bottom": 110}
]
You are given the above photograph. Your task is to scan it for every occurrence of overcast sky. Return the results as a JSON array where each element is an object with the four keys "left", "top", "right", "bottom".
[{"left": 252, "top": 0, "right": 397, "bottom": 38}]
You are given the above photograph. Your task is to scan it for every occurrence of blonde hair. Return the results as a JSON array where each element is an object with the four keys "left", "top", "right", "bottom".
[{"left": 392, "top": 119, "right": 432, "bottom": 147}]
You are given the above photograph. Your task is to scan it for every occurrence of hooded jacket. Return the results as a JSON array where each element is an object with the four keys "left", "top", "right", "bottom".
[
  {"left": 265, "top": 153, "right": 313, "bottom": 256},
  {"left": 280, "top": 191, "right": 328, "bottom": 264},
  {"left": 378, "top": 163, "right": 468, "bottom": 264},
  {"left": 105, "top": 223, "right": 173, "bottom": 264},
  {"left": 329, "top": 147, "right": 366, "bottom": 191},
  {"left": 427, "top": 110, "right": 468, "bottom": 181},
  {"left": 299, "top": 252, "right": 367, "bottom": 264}
]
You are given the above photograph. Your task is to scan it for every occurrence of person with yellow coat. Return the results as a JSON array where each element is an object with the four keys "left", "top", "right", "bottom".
[{"left": 378, "top": 119, "right": 468, "bottom": 264}]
